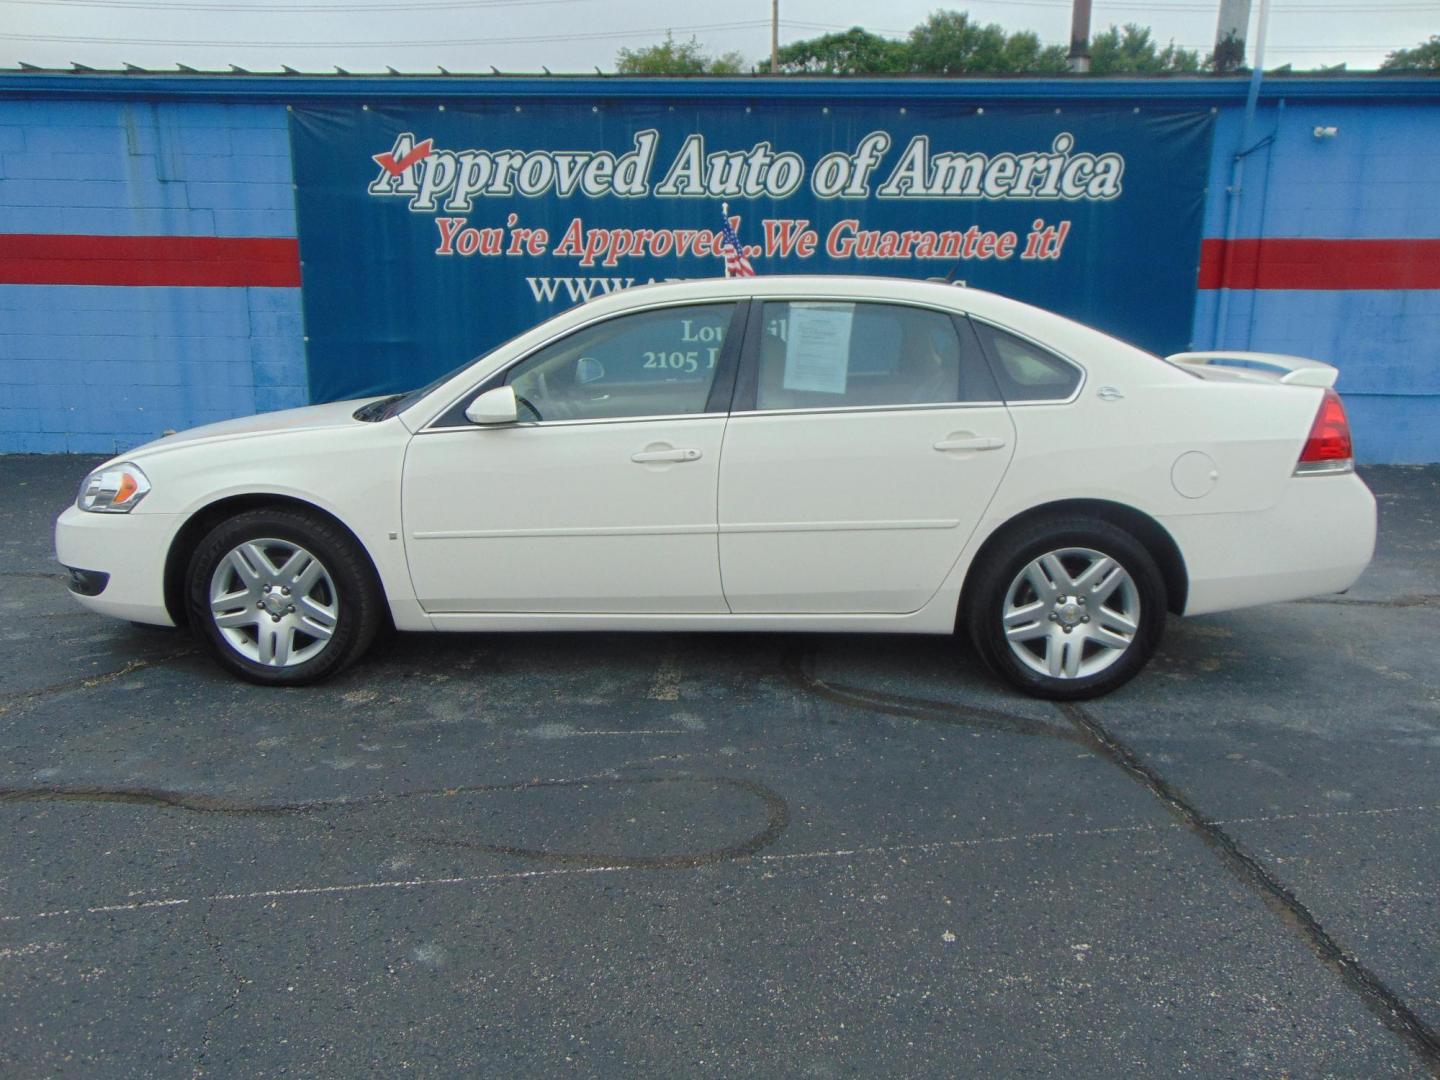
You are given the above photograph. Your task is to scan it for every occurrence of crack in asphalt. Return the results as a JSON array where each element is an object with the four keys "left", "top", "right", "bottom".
[
  {"left": 0, "top": 775, "right": 792, "bottom": 871},
  {"left": 785, "top": 648, "right": 1440, "bottom": 1075},
  {"left": 1058, "top": 700, "right": 1440, "bottom": 1075},
  {"left": 193, "top": 901, "right": 245, "bottom": 1080},
  {"left": 0, "top": 649, "right": 198, "bottom": 718},
  {"left": 1293, "top": 593, "right": 1440, "bottom": 609}
]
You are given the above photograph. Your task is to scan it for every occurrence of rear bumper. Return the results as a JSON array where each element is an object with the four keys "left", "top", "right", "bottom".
[
  {"left": 1163, "top": 471, "right": 1377, "bottom": 617},
  {"left": 54, "top": 505, "right": 180, "bottom": 626}
]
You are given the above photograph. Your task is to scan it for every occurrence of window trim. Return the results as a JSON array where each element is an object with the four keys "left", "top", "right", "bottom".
[
  {"left": 421, "top": 298, "right": 751, "bottom": 433},
  {"left": 967, "top": 315, "right": 1087, "bottom": 407},
  {"left": 730, "top": 296, "right": 1005, "bottom": 416}
]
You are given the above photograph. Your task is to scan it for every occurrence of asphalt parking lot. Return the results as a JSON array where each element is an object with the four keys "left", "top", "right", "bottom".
[{"left": 2, "top": 454, "right": 1438, "bottom": 1077}]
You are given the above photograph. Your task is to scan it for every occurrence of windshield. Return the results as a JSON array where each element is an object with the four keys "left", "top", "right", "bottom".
[{"left": 352, "top": 327, "right": 535, "bottom": 422}]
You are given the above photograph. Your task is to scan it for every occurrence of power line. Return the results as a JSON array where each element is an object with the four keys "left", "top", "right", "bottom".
[
  {"left": 6, "top": 0, "right": 599, "bottom": 7},
  {"left": 6, "top": 0, "right": 1434, "bottom": 9},
  {"left": 0, "top": 20, "right": 775, "bottom": 48}
]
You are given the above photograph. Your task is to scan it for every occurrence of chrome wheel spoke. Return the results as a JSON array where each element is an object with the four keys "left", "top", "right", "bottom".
[
  {"left": 1006, "top": 621, "right": 1049, "bottom": 644},
  {"left": 1097, "top": 607, "right": 1138, "bottom": 637},
  {"left": 257, "top": 621, "right": 293, "bottom": 666},
  {"left": 1045, "top": 631, "right": 1083, "bottom": 678},
  {"left": 297, "top": 596, "right": 337, "bottom": 637},
  {"left": 1039, "top": 553, "right": 1071, "bottom": 592},
  {"left": 1071, "top": 556, "right": 1115, "bottom": 595},
  {"left": 212, "top": 605, "right": 257, "bottom": 630},
  {"left": 1091, "top": 567, "right": 1127, "bottom": 604},
  {"left": 276, "top": 548, "right": 314, "bottom": 589},
  {"left": 1023, "top": 562, "right": 1057, "bottom": 603},
  {"left": 226, "top": 547, "right": 263, "bottom": 588},
  {"left": 1088, "top": 623, "right": 1133, "bottom": 651}
]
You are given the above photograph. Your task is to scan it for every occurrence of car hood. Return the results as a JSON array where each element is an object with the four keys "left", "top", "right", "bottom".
[{"left": 124, "top": 398, "right": 385, "bottom": 460}]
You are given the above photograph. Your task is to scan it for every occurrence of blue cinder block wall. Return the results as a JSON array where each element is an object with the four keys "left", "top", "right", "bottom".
[
  {"left": 1192, "top": 101, "right": 1440, "bottom": 463},
  {"left": 0, "top": 99, "right": 306, "bottom": 453},
  {"left": 1, "top": 77, "right": 1437, "bottom": 461}
]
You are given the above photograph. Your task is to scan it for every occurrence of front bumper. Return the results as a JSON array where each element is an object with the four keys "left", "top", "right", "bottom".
[
  {"left": 1164, "top": 471, "right": 1378, "bottom": 617},
  {"left": 54, "top": 504, "right": 181, "bottom": 626}
]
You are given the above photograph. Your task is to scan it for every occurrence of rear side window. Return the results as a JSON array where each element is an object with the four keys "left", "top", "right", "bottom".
[
  {"left": 754, "top": 301, "right": 999, "bottom": 411},
  {"left": 972, "top": 321, "right": 1082, "bottom": 402}
]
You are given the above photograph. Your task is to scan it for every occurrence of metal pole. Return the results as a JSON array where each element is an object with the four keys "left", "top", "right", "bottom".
[
  {"left": 1212, "top": 0, "right": 1271, "bottom": 349},
  {"left": 1067, "top": 0, "right": 1092, "bottom": 73},
  {"left": 771, "top": 0, "right": 780, "bottom": 73}
]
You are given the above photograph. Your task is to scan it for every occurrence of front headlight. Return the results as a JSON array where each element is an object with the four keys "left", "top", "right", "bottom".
[{"left": 77, "top": 462, "right": 151, "bottom": 514}]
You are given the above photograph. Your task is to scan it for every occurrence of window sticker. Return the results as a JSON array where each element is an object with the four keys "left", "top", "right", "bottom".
[{"left": 782, "top": 303, "right": 854, "bottom": 395}]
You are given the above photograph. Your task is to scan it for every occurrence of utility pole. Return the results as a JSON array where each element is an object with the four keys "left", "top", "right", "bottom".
[
  {"left": 1213, "top": 0, "right": 1253, "bottom": 73},
  {"left": 771, "top": 0, "right": 780, "bottom": 73},
  {"left": 1067, "top": 0, "right": 1092, "bottom": 73}
]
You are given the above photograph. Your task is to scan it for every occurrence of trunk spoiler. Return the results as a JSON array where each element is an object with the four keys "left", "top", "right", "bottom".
[{"left": 1166, "top": 351, "right": 1339, "bottom": 389}]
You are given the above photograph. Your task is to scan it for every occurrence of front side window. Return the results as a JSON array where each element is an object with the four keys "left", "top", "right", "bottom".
[
  {"left": 754, "top": 301, "right": 996, "bottom": 412},
  {"left": 503, "top": 303, "right": 737, "bottom": 422}
]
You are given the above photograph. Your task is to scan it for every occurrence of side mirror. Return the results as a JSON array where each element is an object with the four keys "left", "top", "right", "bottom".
[
  {"left": 465, "top": 385, "right": 519, "bottom": 425},
  {"left": 575, "top": 356, "right": 605, "bottom": 385}
]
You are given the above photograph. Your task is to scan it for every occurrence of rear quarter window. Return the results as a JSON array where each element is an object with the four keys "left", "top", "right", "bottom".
[{"left": 973, "top": 321, "right": 1082, "bottom": 402}]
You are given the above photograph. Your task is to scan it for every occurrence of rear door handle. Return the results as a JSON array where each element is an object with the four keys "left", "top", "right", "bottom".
[
  {"left": 934, "top": 436, "right": 1007, "bottom": 452},
  {"left": 631, "top": 448, "right": 703, "bottom": 464}
]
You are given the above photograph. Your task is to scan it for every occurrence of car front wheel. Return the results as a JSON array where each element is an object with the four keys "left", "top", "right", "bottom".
[
  {"left": 185, "top": 507, "right": 383, "bottom": 686},
  {"left": 965, "top": 517, "right": 1167, "bottom": 700}
]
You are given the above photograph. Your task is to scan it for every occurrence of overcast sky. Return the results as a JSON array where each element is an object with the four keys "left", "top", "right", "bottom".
[{"left": 1, "top": 0, "right": 1433, "bottom": 75}]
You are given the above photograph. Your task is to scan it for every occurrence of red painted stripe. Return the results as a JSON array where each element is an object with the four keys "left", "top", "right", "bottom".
[
  {"left": 1199, "top": 238, "right": 1440, "bottom": 291},
  {"left": 0, "top": 234, "right": 301, "bottom": 287}
]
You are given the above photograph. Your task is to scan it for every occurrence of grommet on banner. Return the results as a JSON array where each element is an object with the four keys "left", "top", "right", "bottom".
[
  {"left": 976, "top": 107, "right": 985, "bottom": 115},
  {"left": 899, "top": 107, "right": 907, "bottom": 115},
  {"left": 438, "top": 105, "right": 445, "bottom": 111},
  {"left": 822, "top": 107, "right": 829, "bottom": 114},
  {"left": 515, "top": 105, "right": 522, "bottom": 112},
  {"left": 361, "top": 104, "right": 369, "bottom": 111}
]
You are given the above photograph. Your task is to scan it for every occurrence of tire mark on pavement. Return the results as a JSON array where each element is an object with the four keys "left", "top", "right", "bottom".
[
  {"left": 783, "top": 648, "right": 1083, "bottom": 744},
  {"left": 0, "top": 773, "right": 791, "bottom": 871}
]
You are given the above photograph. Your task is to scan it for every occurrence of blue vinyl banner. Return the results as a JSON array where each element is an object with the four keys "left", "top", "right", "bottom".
[{"left": 290, "top": 100, "right": 1214, "bottom": 403}]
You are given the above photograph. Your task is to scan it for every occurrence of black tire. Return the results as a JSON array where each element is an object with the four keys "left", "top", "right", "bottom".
[
  {"left": 964, "top": 516, "right": 1167, "bottom": 701},
  {"left": 185, "top": 507, "right": 384, "bottom": 686}
]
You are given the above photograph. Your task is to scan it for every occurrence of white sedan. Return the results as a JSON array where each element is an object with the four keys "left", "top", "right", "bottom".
[{"left": 55, "top": 276, "right": 1376, "bottom": 699}]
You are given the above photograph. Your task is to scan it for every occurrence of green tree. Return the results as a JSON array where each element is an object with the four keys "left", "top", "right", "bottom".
[
  {"left": 1088, "top": 24, "right": 1202, "bottom": 74},
  {"left": 615, "top": 33, "right": 747, "bottom": 75},
  {"left": 1381, "top": 35, "right": 1440, "bottom": 71},
  {"left": 905, "top": 11, "right": 1067, "bottom": 75},
  {"left": 772, "top": 27, "right": 909, "bottom": 74}
]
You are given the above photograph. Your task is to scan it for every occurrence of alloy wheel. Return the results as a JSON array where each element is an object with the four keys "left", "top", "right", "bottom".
[
  {"left": 1001, "top": 546, "right": 1141, "bottom": 680},
  {"left": 207, "top": 538, "right": 339, "bottom": 668}
]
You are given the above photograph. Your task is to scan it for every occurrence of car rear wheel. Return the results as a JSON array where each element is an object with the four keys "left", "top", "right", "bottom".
[
  {"left": 965, "top": 516, "right": 1166, "bottom": 700},
  {"left": 185, "top": 507, "right": 382, "bottom": 686}
]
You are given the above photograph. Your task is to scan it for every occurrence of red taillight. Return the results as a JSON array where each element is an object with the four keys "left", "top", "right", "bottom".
[{"left": 1296, "top": 388, "right": 1353, "bottom": 472}]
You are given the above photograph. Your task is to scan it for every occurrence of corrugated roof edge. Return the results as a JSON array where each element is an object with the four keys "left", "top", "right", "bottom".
[{"left": 0, "top": 71, "right": 1437, "bottom": 104}]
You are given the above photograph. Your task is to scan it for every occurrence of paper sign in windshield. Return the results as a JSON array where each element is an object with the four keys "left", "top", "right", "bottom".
[{"left": 783, "top": 303, "right": 854, "bottom": 395}]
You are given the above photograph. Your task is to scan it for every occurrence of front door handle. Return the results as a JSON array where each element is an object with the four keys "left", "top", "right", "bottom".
[
  {"left": 631, "top": 447, "right": 703, "bottom": 464},
  {"left": 934, "top": 435, "right": 1007, "bottom": 452}
]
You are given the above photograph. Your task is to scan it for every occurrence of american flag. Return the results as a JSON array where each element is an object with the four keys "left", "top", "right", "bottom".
[{"left": 719, "top": 203, "right": 756, "bottom": 278}]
